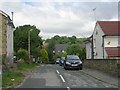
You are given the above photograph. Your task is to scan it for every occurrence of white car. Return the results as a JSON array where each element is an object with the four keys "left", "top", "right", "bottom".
[{"left": 56, "top": 58, "right": 60, "bottom": 64}]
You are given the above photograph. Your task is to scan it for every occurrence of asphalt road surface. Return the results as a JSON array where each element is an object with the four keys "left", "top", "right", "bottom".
[{"left": 18, "top": 64, "right": 117, "bottom": 89}]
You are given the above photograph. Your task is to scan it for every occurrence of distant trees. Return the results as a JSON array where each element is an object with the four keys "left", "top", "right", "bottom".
[
  {"left": 45, "top": 35, "right": 86, "bottom": 61},
  {"left": 46, "top": 35, "right": 85, "bottom": 45}
]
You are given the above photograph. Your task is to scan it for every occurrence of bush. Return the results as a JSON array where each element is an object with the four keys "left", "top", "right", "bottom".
[
  {"left": 32, "top": 47, "right": 41, "bottom": 62},
  {"left": 17, "top": 48, "right": 29, "bottom": 63},
  {"left": 40, "top": 49, "right": 49, "bottom": 63}
]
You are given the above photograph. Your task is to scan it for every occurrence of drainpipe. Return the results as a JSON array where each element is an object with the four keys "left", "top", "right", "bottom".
[
  {"left": 91, "top": 35, "right": 94, "bottom": 59},
  {"left": 102, "top": 35, "right": 105, "bottom": 59}
]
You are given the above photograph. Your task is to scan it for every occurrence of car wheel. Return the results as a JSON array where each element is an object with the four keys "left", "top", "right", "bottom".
[
  {"left": 64, "top": 66, "right": 67, "bottom": 70},
  {"left": 79, "top": 67, "right": 82, "bottom": 70}
]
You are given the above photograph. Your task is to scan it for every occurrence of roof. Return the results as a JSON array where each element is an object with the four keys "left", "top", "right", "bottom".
[
  {"left": 55, "top": 44, "right": 68, "bottom": 52},
  {"left": 105, "top": 47, "right": 120, "bottom": 57},
  {"left": 84, "top": 35, "right": 93, "bottom": 43},
  {"left": 97, "top": 21, "right": 119, "bottom": 36},
  {"left": 0, "top": 10, "right": 15, "bottom": 28}
]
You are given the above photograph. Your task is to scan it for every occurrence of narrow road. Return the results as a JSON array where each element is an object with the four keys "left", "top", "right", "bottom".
[{"left": 18, "top": 64, "right": 118, "bottom": 89}]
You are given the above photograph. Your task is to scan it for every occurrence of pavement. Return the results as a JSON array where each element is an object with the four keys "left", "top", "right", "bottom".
[
  {"left": 16, "top": 64, "right": 119, "bottom": 89},
  {"left": 82, "top": 68, "right": 118, "bottom": 87}
]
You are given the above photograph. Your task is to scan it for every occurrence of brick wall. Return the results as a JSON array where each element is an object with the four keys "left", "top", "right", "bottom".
[{"left": 83, "top": 59, "right": 120, "bottom": 76}]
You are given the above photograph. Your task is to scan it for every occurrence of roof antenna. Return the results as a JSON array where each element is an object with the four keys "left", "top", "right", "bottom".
[{"left": 93, "top": 8, "right": 97, "bottom": 21}]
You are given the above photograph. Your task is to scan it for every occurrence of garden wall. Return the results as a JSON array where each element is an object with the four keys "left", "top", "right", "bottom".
[{"left": 83, "top": 59, "right": 120, "bottom": 76}]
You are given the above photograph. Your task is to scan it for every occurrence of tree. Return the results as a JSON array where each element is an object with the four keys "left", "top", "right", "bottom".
[
  {"left": 40, "top": 49, "right": 49, "bottom": 63},
  {"left": 80, "top": 48, "right": 86, "bottom": 61},
  {"left": 32, "top": 47, "right": 41, "bottom": 61},
  {"left": 68, "top": 36, "right": 76, "bottom": 44},
  {"left": 14, "top": 25, "right": 42, "bottom": 58},
  {"left": 66, "top": 44, "right": 81, "bottom": 56},
  {"left": 66, "top": 44, "right": 86, "bottom": 61},
  {"left": 47, "top": 39, "right": 56, "bottom": 61}
]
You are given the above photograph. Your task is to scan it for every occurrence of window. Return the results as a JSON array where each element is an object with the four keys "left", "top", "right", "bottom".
[
  {"left": 94, "top": 39, "right": 96, "bottom": 48},
  {"left": 96, "top": 31, "right": 98, "bottom": 35},
  {"left": 107, "top": 41, "right": 111, "bottom": 45}
]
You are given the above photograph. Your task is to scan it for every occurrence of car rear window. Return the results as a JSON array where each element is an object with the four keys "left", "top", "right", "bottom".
[{"left": 67, "top": 56, "right": 80, "bottom": 60}]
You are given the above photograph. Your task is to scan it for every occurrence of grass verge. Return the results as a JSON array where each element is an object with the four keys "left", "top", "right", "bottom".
[
  {"left": 2, "top": 63, "right": 39, "bottom": 88},
  {"left": 0, "top": 56, "right": 2, "bottom": 65},
  {"left": 2, "top": 70, "right": 24, "bottom": 88},
  {"left": 0, "top": 75, "right": 1, "bottom": 87},
  {"left": 18, "top": 63, "right": 38, "bottom": 71}
]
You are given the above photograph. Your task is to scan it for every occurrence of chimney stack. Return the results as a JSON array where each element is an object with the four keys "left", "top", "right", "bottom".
[{"left": 11, "top": 12, "right": 14, "bottom": 21}]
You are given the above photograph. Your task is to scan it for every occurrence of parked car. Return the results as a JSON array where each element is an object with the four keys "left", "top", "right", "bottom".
[
  {"left": 56, "top": 58, "right": 60, "bottom": 64},
  {"left": 59, "top": 57, "right": 65, "bottom": 66},
  {"left": 64, "top": 55, "right": 82, "bottom": 70}
]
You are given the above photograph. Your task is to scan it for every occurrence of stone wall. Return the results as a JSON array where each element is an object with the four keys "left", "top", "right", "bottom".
[
  {"left": 83, "top": 59, "right": 120, "bottom": 76},
  {"left": 0, "top": 14, "right": 2, "bottom": 56}
]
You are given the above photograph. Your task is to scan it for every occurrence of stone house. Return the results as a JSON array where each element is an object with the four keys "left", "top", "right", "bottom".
[
  {"left": 0, "top": 10, "right": 15, "bottom": 65},
  {"left": 54, "top": 44, "right": 68, "bottom": 55}
]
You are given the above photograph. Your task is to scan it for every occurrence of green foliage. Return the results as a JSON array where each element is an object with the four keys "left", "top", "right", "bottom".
[
  {"left": 80, "top": 48, "right": 86, "bottom": 60},
  {"left": 40, "top": 49, "right": 49, "bottom": 63},
  {"left": 46, "top": 35, "right": 85, "bottom": 45},
  {"left": 66, "top": 44, "right": 86, "bottom": 60},
  {"left": 14, "top": 25, "right": 42, "bottom": 58},
  {"left": 0, "top": 56, "right": 2, "bottom": 65},
  {"left": 68, "top": 36, "right": 77, "bottom": 44},
  {"left": 47, "top": 39, "right": 56, "bottom": 61},
  {"left": 66, "top": 44, "right": 81, "bottom": 55},
  {"left": 18, "top": 63, "right": 37, "bottom": 71},
  {"left": 17, "top": 48, "right": 29, "bottom": 63},
  {"left": 2, "top": 70, "right": 24, "bottom": 87},
  {"left": 0, "top": 75, "right": 1, "bottom": 87},
  {"left": 45, "top": 35, "right": 86, "bottom": 61},
  {"left": 32, "top": 47, "right": 41, "bottom": 59}
]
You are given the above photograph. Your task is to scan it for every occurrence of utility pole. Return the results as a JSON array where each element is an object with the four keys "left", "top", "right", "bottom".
[{"left": 28, "top": 29, "right": 33, "bottom": 61}]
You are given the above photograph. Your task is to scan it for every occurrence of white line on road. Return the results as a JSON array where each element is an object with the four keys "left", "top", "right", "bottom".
[
  {"left": 56, "top": 70, "right": 60, "bottom": 74},
  {"left": 60, "top": 75, "right": 65, "bottom": 82},
  {"left": 67, "top": 87, "right": 71, "bottom": 90}
]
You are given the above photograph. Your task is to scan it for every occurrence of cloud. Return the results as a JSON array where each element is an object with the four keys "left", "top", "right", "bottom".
[{"left": 0, "top": 1, "right": 118, "bottom": 39}]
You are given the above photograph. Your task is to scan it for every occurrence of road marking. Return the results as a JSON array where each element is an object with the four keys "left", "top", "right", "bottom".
[
  {"left": 67, "top": 87, "right": 71, "bottom": 90},
  {"left": 56, "top": 70, "right": 60, "bottom": 74},
  {"left": 60, "top": 75, "right": 65, "bottom": 82}
]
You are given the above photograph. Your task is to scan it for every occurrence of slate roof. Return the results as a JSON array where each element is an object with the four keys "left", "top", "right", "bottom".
[{"left": 55, "top": 44, "right": 68, "bottom": 54}]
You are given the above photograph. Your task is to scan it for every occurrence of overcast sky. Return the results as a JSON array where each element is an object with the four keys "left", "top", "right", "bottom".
[{"left": 0, "top": 0, "right": 119, "bottom": 39}]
